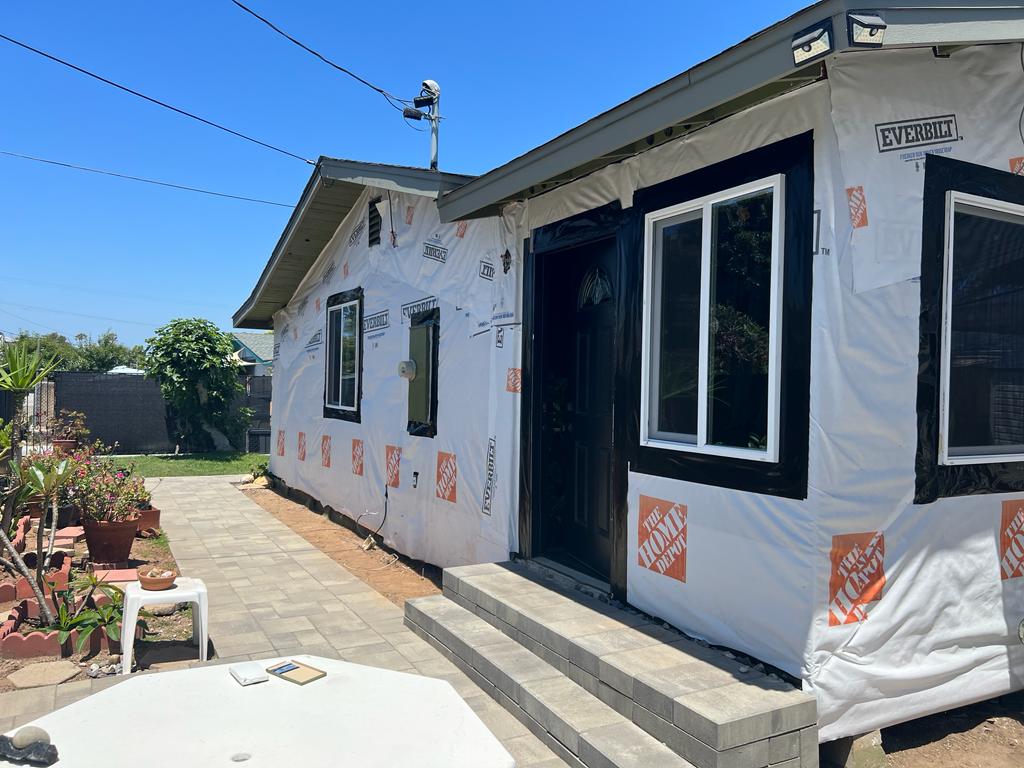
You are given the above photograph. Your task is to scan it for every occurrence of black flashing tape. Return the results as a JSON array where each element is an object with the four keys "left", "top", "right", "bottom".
[
  {"left": 629, "top": 132, "right": 814, "bottom": 499},
  {"left": 915, "top": 154, "right": 1024, "bottom": 503}
]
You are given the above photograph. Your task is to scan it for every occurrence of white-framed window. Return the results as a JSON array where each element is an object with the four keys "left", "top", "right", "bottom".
[
  {"left": 326, "top": 298, "right": 360, "bottom": 412},
  {"left": 939, "top": 191, "right": 1024, "bottom": 465},
  {"left": 641, "top": 175, "right": 785, "bottom": 462}
]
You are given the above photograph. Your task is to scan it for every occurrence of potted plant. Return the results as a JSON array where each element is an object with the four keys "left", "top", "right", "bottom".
[
  {"left": 51, "top": 410, "right": 89, "bottom": 454},
  {"left": 73, "top": 466, "right": 143, "bottom": 565}
]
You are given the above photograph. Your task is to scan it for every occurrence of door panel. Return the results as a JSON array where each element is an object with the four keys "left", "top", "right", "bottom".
[{"left": 538, "top": 238, "right": 617, "bottom": 580}]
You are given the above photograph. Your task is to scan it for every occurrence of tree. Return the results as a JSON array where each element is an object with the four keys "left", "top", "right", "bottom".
[
  {"left": 144, "top": 318, "right": 248, "bottom": 451},
  {"left": 13, "top": 330, "right": 145, "bottom": 372}
]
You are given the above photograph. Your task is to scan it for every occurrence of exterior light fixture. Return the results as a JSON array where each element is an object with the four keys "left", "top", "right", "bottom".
[
  {"left": 791, "top": 19, "right": 833, "bottom": 66},
  {"left": 848, "top": 12, "right": 886, "bottom": 47}
]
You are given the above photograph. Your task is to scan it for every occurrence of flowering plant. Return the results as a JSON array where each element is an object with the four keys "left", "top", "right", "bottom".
[{"left": 52, "top": 443, "right": 146, "bottom": 523}]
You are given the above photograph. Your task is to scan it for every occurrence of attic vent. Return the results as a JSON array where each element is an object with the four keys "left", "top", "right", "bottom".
[{"left": 368, "top": 198, "right": 382, "bottom": 247}]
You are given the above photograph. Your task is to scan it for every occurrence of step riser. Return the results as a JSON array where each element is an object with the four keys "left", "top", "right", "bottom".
[
  {"left": 406, "top": 613, "right": 586, "bottom": 768},
  {"left": 406, "top": 598, "right": 693, "bottom": 768},
  {"left": 442, "top": 569, "right": 818, "bottom": 768}
]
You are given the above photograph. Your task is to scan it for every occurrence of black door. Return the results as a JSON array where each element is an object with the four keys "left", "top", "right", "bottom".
[{"left": 537, "top": 237, "right": 617, "bottom": 580}]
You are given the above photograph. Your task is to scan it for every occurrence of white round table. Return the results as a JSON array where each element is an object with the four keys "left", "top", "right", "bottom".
[{"left": 6, "top": 655, "right": 515, "bottom": 767}]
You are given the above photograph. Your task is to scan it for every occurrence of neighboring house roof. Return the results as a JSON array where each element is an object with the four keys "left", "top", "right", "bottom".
[
  {"left": 232, "top": 332, "right": 275, "bottom": 365},
  {"left": 232, "top": 159, "right": 475, "bottom": 329},
  {"left": 107, "top": 365, "right": 144, "bottom": 375},
  {"left": 436, "top": 0, "right": 1024, "bottom": 222}
]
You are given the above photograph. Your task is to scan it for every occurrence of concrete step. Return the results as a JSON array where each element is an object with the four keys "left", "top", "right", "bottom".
[
  {"left": 441, "top": 562, "right": 817, "bottom": 768},
  {"left": 406, "top": 594, "right": 692, "bottom": 768}
]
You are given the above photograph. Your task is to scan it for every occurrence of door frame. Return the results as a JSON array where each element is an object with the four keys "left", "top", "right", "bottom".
[{"left": 518, "top": 202, "right": 629, "bottom": 600}]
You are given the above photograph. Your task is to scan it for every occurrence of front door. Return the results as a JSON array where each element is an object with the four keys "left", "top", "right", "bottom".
[{"left": 537, "top": 237, "right": 617, "bottom": 581}]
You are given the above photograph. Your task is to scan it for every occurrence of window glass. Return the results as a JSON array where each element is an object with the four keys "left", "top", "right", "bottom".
[
  {"left": 326, "top": 307, "right": 343, "bottom": 406},
  {"left": 653, "top": 210, "right": 702, "bottom": 441},
  {"left": 325, "top": 295, "right": 360, "bottom": 414},
  {"left": 708, "top": 189, "right": 774, "bottom": 450},
  {"left": 340, "top": 302, "right": 358, "bottom": 408},
  {"left": 642, "top": 176, "right": 782, "bottom": 461},
  {"left": 947, "top": 202, "right": 1024, "bottom": 457}
]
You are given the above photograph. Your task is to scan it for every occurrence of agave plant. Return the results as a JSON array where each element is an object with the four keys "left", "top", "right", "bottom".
[{"left": 0, "top": 340, "right": 60, "bottom": 396}]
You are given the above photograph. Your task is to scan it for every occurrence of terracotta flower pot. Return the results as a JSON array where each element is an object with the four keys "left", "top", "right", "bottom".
[
  {"left": 137, "top": 567, "right": 177, "bottom": 591},
  {"left": 52, "top": 439, "right": 77, "bottom": 455},
  {"left": 83, "top": 517, "right": 140, "bottom": 564},
  {"left": 135, "top": 506, "right": 161, "bottom": 533}
]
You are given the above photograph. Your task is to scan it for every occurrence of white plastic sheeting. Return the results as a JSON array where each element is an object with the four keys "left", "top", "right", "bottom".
[
  {"left": 269, "top": 186, "right": 522, "bottom": 570},
  {"left": 523, "top": 46, "right": 1024, "bottom": 741}
]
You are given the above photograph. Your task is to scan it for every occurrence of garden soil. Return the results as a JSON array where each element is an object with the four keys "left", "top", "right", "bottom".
[{"left": 239, "top": 485, "right": 441, "bottom": 607}]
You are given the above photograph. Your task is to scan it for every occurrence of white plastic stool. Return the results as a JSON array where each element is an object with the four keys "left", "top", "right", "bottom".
[{"left": 120, "top": 577, "right": 208, "bottom": 675}]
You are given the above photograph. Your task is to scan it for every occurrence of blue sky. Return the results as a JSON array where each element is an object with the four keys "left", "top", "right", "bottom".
[{"left": 1, "top": 1, "right": 806, "bottom": 346}]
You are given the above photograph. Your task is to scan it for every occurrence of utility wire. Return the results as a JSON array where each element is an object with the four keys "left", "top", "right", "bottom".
[
  {"left": 1, "top": 150, "right": 293, "bottom": 207},
  {"left": 229, "top": 0, "right": 413, "bottom": 113},
  {"left": 0, "top": 33, "right": 313, "bottom": 165},
  {"left": 1, "top": 302, "right": 160, "bottom": 328}
]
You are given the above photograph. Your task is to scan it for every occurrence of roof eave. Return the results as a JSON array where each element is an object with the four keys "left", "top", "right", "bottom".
[
  {"left": 232, "top": 160, "right": 477, "bottom": 329},
  {"left": 437, "top": 0, "right": 1024, "bottom": 222}
]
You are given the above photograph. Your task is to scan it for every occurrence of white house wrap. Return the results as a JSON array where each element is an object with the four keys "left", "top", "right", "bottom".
[{"left": 237, "top": 4, "right": 1024, "bottom": 746}]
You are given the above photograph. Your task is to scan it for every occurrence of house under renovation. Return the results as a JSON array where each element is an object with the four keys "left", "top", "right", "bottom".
[{"left": 234, "top": 1, "right": 1024, "bottom": 762}]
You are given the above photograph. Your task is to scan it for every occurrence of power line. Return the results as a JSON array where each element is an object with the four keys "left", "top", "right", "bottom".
[
  {"left": 2, "top": 276, "right": 237, "bottom": 312},
  {"left": 229, "top": 0, "right": 412, "bottom": 113},
  {"left": 0, "top": 33, "right": 313, "bottom": 165},
  {"left": 2, "top": 302, "right": 161, "bottom": 328},
  {"left": 1, "top": 150, "right": 293, "bottom": 207},
  {"left": 0, "top": 307, "right": 62, "bottom": 335}
]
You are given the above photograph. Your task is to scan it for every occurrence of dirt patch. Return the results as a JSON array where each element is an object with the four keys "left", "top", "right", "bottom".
[
  {"left": 883, "top": 691, "right": 1023, "bottom": 768},
  {"left": 240, "top": 486, "right": 441, "bottom": 606}
]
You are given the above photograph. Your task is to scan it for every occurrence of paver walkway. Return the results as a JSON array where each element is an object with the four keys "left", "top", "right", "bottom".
[{"left": 0, "top": 475, "right": 566, "bottom": 768}]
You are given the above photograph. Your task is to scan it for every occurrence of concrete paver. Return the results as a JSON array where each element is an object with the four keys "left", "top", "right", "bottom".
[{"left": 0, "top": 475, "right": 565, "bottom": 766}]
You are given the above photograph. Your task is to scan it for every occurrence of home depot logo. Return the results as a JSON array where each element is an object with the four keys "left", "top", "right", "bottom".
[
  {"left": 315, "top": 297, "right": 321, "bottom": 313},
  {"left": 481, "top": 437, "right": 496, "bottom": 516},
  {"left": 386, "top": 445, "right": 401, "bottom": 488},
  {"left": 436, "top": 451, "right": 457, "bottom": 503},
  {"left": 1010, "top": 157, "right": 1024, "bottom": 176},
  {"left": 505, "top": 368, "right": 522, "bottom": 393},
  {"left": 405, "top": 205, "right": 415, "bottom": 225},
  {"left": 456, "top": 220, "right": 469, "bottom": 238},
  {"left": 423, "top": 235, "right": 449, "bottom": 264},
  {"left": 321, "top": 435, "right": 331, "bottom": 468},
  {"left": 828, "top": 532, "right": 885, "bottom": 626},
  {"left": 637, "top": 495, "right": 687, "bottom": 583},
  {"left": 875, "top": 114, "right": 959, "bottom": 153},
  {"left": 1000, "top": 501, "right": 1024, "bottom": 580},
  {"left": 846, "top": 186, "right": 869, "bottom": 229},
  {"left": 352, "top": 438, "right": 364, "bottom": 476},
  {"left": 276, "top": 429, "right": 285, "bottom": 457},
  {"left": 297, "top": 432, "right": 306, "bottom": 462}
]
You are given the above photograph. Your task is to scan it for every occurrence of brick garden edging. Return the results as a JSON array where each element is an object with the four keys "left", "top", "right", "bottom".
[
  {"left": 0, "top": 552, "right": 72, "bottom": 602},
  {"left": 10, "top": 515, "right": 31, "bottom": 554},
  {"left": 0, "top": 598, "right": 135, "bottom": 659}
]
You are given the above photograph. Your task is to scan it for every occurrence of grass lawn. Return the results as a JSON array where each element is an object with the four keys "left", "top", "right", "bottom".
[{"left": 115, "top": 452, "right": 269, "bottom": 478}]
